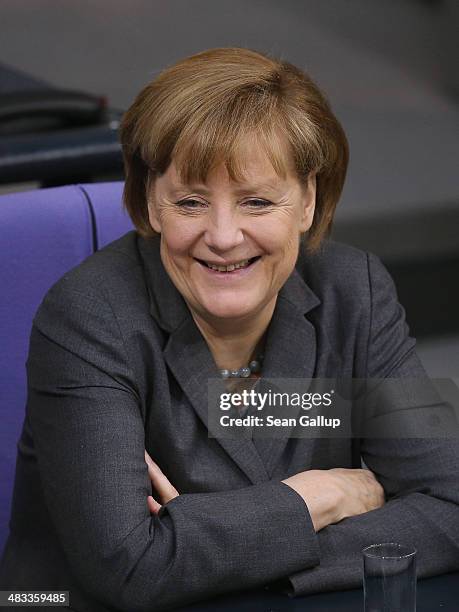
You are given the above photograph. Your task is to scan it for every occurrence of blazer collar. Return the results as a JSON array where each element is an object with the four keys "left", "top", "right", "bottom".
[
  {"left": 138, "top": 234, "right": 190, "bottom": 333},
  {"left": 138, "top": 234, "right": 321, "bottom": 483}
]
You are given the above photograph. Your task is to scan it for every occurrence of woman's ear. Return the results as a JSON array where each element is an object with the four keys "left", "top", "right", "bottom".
[
  {"left": 299, "top": 171, "right": 316, "bottom": 232},
  {"left": 146, "top": 177, "right": 162, "bottom": 233},
  {"left": 147, "top": 198, "right": 162, "bottom": 233}
]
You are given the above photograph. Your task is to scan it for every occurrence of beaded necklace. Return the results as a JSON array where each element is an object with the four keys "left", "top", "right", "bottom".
[{"left": 219, "top": 354, "right": 264, "bottom": 379}]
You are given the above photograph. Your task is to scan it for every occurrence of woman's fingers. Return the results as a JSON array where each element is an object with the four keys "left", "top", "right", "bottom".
[
  {"left": 144, "top": 450, "right": 179, "bottom": 504},
  {"left": 147, "top": 495, "right": 162, "bottom": 515},
  {"left": 282, "top": 467, "right": 386, "bottom": 531}
]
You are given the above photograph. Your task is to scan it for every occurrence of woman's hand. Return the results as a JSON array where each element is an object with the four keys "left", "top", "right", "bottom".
[
  {"left": 144, "top": 450, "right": 179, "bottom": 515},
  {"left": 282, "top": 467, "right": 385, "bottom": 532}
]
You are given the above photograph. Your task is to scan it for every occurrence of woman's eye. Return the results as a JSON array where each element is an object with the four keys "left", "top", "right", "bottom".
[
  {"left": 176, "top": 199, "right": 206, "bottom": 209},
  {"left": 244, "top": 199, "right": 272, "bottom": 208}
]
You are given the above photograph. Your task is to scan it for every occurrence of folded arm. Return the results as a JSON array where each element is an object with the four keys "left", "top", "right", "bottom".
[{"left": 282, "top": 252, "right": 459, "bottom": 596}]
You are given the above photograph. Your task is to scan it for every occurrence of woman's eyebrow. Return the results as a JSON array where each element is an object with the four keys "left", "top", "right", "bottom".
[
  {"left": 232, "top": 182, "right": 284, "bottom": 195},
  {"left": 168, "top": 184, "right": 211, "bottom": 196},
  {"left": 168, "top": 181, "right": 284, "bottom": 197}
]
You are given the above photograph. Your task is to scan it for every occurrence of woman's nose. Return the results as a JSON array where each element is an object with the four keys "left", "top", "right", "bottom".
[{"left": 203, "top": 208, "right": 244, "bottom": 252}]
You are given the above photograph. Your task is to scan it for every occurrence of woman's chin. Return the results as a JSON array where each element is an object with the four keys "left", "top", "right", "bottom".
[
  {"left": 197, "top": 299, "right": 262, "bottom": 323},
  {"left": 206, "top": 306, "right": 258, "bottom": 322}
]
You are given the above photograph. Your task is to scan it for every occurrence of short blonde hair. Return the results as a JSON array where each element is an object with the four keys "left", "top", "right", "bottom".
[{"left": 120, "top": 47, "right": 348, "bottom": 252}]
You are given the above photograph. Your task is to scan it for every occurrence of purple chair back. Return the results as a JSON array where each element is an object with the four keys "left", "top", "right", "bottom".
[{"left": 0, "top": 182, "right": 129, "bottom": 555}]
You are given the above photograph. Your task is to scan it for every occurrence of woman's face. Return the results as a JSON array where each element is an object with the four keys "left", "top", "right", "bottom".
[{"left": 148, "top": 147, "right": 316, "bottom": 324}]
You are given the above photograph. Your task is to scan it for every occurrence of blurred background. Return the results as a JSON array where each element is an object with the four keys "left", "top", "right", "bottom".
[{"left": 1, "top": 0, "right": 458, "bottom": 373}]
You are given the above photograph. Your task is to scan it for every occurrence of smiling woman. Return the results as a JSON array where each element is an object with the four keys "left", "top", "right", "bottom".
[
  {"left": 147, "top": 152, "right": 315, "bottom": 327},
  {"left": 1, "top": 47, "right": 458, "bottom": 612},
  {"left": 120, "top": 46, "right": 347, "bottom": 370}
]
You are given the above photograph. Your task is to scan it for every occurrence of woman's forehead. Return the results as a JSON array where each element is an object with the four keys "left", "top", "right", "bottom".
[{"left": 161, "top": 157, "right": 294, "bottom": 196}]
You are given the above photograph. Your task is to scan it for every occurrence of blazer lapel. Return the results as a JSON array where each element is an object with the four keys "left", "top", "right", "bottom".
[
  {"left": 163, "top": 320, "right": 272, "bottom": 484},
  {"left": 252, "top": 271, "right": 320, "bottom": 475},
  {"left": 138, "top": 234, "right": 321, "bottom": 483}
]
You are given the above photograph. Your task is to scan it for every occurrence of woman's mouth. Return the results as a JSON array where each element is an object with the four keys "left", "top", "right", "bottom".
[{"left": 195, "top": 256, "right": 261, "bottom": 275}]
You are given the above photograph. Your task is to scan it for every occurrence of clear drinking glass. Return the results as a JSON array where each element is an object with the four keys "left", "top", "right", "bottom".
[{"left": 362, "top": 542, "right": 417, "bottom": 612}]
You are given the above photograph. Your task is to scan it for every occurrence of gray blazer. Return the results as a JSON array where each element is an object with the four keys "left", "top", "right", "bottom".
[{"left": 1, "top": 231, "right": 458, "bottom": 611}]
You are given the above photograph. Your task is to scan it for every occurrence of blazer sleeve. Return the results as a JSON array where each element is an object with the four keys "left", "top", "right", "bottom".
[
  {"left": 281, "top": 252, "right": 459, "bottom": 596},
  {"left": 27, "top": 275, "right": 320, "bottom": 612}
]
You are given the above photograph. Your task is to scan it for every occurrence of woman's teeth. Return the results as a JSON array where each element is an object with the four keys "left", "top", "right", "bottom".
[{"left": 206, "top": 259, "right": 251, "bottom": 272}]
